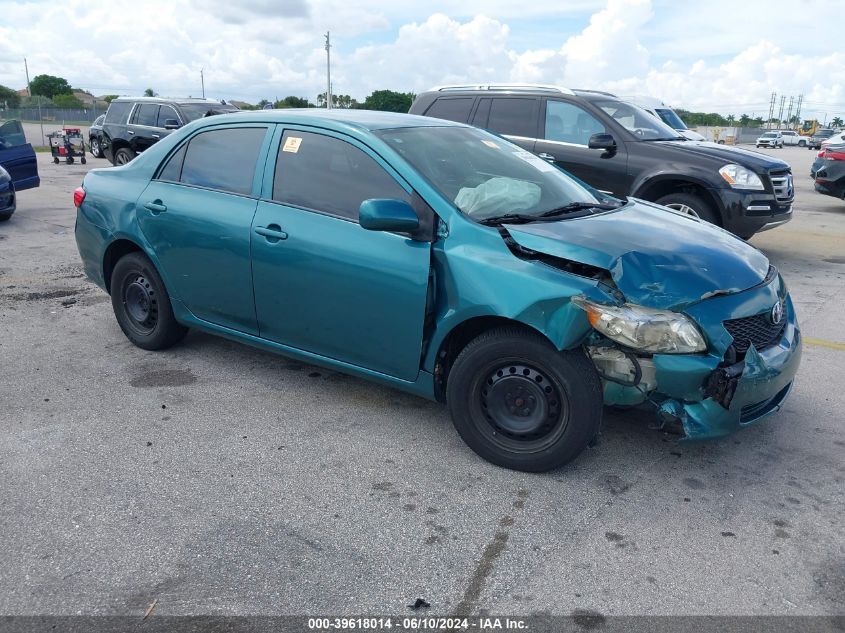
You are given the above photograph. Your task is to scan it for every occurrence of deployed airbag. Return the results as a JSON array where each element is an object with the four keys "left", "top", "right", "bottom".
[{"left": 455, "top": 177, "right": 541, "bottom": 219}]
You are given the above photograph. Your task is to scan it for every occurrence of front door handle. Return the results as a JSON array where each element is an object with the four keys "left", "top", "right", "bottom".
[
  {"left": 152, "top": 134, "right": 160, "bottom": 139},
  {"left": 144, "top": 200, "right": 167, "bottom": 214},
  {"left": 255, "top": 225, "right": 288, "bottom": 242},
  {"left": 537, "top": 152, "right": 555, "bottom": 161},
  {"left": 127, "top": 130, "right": 135, "bottom": 135}
]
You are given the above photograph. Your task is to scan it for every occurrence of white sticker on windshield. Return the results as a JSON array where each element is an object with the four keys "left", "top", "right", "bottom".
[
  {"left": 283, "top": 136, "right": 303, "bottom": 153},
  {"left": 512, "top": 150, "right": 556, "bottom": 172}
]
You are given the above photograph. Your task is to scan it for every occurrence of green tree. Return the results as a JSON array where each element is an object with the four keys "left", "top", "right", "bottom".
[
  {"left": 52, "top": 93, "right": 84, "bottom": 108},
  {"left": 738, "top": 114, "right": 751, "bottom": 127},
  {"left": 831, "top": 116, "right": 844, "bottom": 128},
  {"left": 274, "top": 96, "right": 312, "bottom": 108},
  {"left": 29, "top": 74, "right": 72, "bottom": 99},
  {"left": 725, "top": 114, "right": 735, "bottom": 125},
  {"left": 102, "top": 95, "right": 119, "bottom": 103},
  {"left": 0, "top": 84, "right": 20, "bottom": 108},
  {"left": 257, "top": 98, "right": 272, "bottom": 109},
  {"left": 143, "top": 88, "right": 157, "bottom": 97},
  {"left": 317, "top": 92, "right": 359, "bottom": 109},
  {"left": 360, "top": 90, "right": 415, "bottom": 113}
]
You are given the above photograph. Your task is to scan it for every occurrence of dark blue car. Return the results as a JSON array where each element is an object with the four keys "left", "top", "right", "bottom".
[{"left": 0, "top": 119, "right": 40, "bottom": 221}]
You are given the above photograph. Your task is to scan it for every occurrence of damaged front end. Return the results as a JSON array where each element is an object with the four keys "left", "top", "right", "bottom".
[{"left": 577, "top": 270, "right": 801, "bottom": 440}]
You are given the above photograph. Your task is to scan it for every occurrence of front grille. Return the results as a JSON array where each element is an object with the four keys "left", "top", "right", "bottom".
[
  {"left": 769, "top": 169, "right": 794, "bottom": 202},
  {"left": 724, "top": 310, "right": 786, "bottom": 354}
]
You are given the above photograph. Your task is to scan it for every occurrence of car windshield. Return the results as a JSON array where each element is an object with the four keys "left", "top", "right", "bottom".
[
  {"left": 375, "top": 126, "right": 616, "bottom": 221},
  {"left": 178, "top": 103, "right": 239, "bottom": 122},
  {"left": 761, "top": 133, "right": 777, "bottom": 138},
  {"left": 595, "top": 100, "right": 683, "bottom": 140},
  {"left": 655, "top": 108, "right": 689, "bottom": 130}
]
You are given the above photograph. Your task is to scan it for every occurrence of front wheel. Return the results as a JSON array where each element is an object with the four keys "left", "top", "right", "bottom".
[
  {"left": 110, "top": 252, "right": 187, "bottom": 350},
  {"left": 799, "top": 140, "right": 806, "bottom": 147},
  {"left": 656, "top": 192, "right": 719, "bottom": 226},
  {"left": 446, "top": 327, "right": 602, "bottom": 472},
  {"left": 90, "top": 138, "right": 102, "bottom": 158}
]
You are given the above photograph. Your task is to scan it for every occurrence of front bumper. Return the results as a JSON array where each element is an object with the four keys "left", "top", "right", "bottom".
[
  {"left": 714, "top": 188, "right": 793, "bottom": 236},
  {"left": 598, "top": 274, "right": 801, "bottom": 439}
]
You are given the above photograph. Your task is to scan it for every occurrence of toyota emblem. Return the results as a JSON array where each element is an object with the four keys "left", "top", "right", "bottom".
[{"left": 771, "top": 301, "right": 784, "bottom": 325}]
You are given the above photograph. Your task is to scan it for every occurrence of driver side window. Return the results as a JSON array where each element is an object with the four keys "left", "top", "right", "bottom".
[{"left": 544, "top": 101, "right": 606, "bottom": 146}]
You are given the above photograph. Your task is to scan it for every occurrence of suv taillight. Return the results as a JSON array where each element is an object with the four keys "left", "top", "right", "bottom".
[
  {"left": 73, "top": 187, "right": 86, "bottom": 208},
  {"left": 825, "top": 150, "right": 845, "bottom": 161}
]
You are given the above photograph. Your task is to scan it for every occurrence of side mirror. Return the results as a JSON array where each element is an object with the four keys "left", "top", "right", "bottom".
[
  {"left": 588, "top": 133, "right": 616, "bottom": 152},
  {"left": 359, "top": 199, "right": 419, "bottom": 233},
  {"left": 164, "top": 119, "right": 181, "bottom": 130}
]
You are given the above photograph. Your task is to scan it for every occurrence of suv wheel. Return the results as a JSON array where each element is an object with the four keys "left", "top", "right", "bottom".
[
  {"left": 446, "top": 327, "right": 602, "bottom": 472},
  {"left": 90, "top": 138, "right": 102, "bottom": 158},
  {"left": 656, "top": 192, "right": 719, "bottom": 226},
  {"left": 114, "top": 147, "right": 136, "bottom": 165}
]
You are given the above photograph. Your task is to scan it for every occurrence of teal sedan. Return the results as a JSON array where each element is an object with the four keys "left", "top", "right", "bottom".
[{"left": 74, "top": 110, "right": 801, "bottom": 471}]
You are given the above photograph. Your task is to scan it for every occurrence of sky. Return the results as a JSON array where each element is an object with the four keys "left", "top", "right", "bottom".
[{"left": 1, "top": 0, "right": 843, "bottom": 120}]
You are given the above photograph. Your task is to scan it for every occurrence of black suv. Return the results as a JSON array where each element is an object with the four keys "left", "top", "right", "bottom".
[
  {"left": 101, "top": 97, "right": 238, "bottom": 165},
  {"left": 410, "top": 85, "right": 794, "bottom": 238}
]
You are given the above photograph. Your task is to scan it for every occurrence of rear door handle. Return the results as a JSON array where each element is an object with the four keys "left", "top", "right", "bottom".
[
  {"left": 127, "top": 130, "right": 135, "bottom": 135},
  {"left": 537, "top": 152, "right": 555, "bottom": 161},
  {"left": 144, "top": 201, "right": 167, "bottom": 214},
  {"left": 255, "top": 225, "right": 288, "bottom": 242}
]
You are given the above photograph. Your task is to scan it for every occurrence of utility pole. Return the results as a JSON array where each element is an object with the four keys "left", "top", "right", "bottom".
[
  {"left": 776, "top": 95, "right": 786, "bottom": 128},
  {"left": 795, "top": 94, "right": 803, "bottom": 128},
  {"left": 200, "top": 68, "right": 205, "bottom": 99},
  {"left": 766, "top": 92, "right": 776, "bottom": 129},
  {"left": 324, "top": 31, "right": 332, "bottom": 109},
  {"left": 24, "top": 57, "right": 44, "bottom": 146},
  {"left": 785, "top": 95, "right": 794, "bottom": 130}
]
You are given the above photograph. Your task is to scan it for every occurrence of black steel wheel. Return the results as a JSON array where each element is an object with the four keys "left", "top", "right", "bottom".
[
  {"left": 446, "top": 327, "right": 602, "bottom": 472},
  {"left": 110, "top": 252, "right": 187, "bottom": 350}
]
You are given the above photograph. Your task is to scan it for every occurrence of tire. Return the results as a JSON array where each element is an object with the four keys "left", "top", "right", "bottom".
[
  {"left": 114, "top": 147, "right": 136, "bottom": 165},
  {"left": 446, "top": 327, "right": 602, "bottom": 472},
  {"left": 81, "top": 157, "right": 86, "bottom": 165},
  {"left": 655, "top": 192, "right": 719, "bottom": 226},
  {"left": 53, "top": 157, "right": 60, "bottom": 164},
  {"left": 66, "top": 157, "right": 74, "bottom": 164},
  {"left": 799, "top": 140, "right": 806, "bottom": 147},
  {"left": 0, "top": 212, "right": 11, "bottom": 222},
  {"left": 90, "top": 138, "right": 102, "bottom": 158},
  {"left": 110, "top": 252, "right": 187, "bottom": 350}
]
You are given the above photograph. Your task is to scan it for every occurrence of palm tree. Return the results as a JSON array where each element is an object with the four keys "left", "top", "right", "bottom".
[
  {"left": 831, "top": 116, "right": 844, "bottom": 128},
  {"left": 143, "top": 88, "right": 156, "bottom": 97},
  {"left": 739, "top": 114, "right": 751, "bottom": 127},
  {"left": 726, "top": 114, "right": 736, "bottom": 126}
]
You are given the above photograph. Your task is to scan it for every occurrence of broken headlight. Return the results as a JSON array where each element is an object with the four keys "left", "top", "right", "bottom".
[
  {"left": 718, "top": 164, "right": 764, "bottom": 190},
  {"left": 572, "top": 297, "right": 706, "bottom": 354}
]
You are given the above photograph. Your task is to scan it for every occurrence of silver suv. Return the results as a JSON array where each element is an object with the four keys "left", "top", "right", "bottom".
[{"left": 756, "top": 131, "right": 783, "bottom": 149}]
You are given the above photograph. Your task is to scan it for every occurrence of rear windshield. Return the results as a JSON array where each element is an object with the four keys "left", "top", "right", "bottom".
[{"left": 178, "top": 104, "right": 239, "bottom": 122}]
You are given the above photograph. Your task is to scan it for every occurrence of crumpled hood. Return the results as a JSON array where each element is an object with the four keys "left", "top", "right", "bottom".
[{"left": 505, "top": 200, "right": 771, "bottom": 309}]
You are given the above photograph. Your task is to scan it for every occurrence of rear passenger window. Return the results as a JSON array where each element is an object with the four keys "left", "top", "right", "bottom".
[
  {"left": 176, "top": 127, "right": 267, "bottom": 195},
  {"left": 487, "top": 98, "right": 539, "bottom": 138},
  {"left": 471, "top": 98, "right": 491, "bottom": 128},
  {"left": 157, "top": 145, "right": 186, "bottom": 182},
  {"left": 273, "top": 130, "right": 409, "bottom": 221},
  {"left": 105, "top": 101, "right": 132, "bottom": 124},
  {"left": 135, "top": 104, "right": 160, "bottom": 127},
  {"left": 425, "top": 98, "right": 474, "bottom": 123}
]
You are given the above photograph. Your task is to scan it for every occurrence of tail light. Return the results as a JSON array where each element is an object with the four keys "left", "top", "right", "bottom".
[
  {"left": 817, "top": 150, "right": 825, "bottom": 157},
  {"left": 824, "top": 150, "right": 845, "bottom": 162},
  {"left": 73, "top": 186, "right": 86, "bottom": 208}
]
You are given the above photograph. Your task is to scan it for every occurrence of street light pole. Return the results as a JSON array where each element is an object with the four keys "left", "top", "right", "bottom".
[
  {"left": 325, "top": 32, "right": 332, "bottom": 109},
  {"left": 24, "top": 57, "right": 45, "bottom": 146},
  {"left": 200, "top": 68, "right": 205, "bottom": 99}
]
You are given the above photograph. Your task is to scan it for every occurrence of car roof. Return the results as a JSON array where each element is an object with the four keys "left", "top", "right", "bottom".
[
  {"left": 113, "top": 96, "right": 230, "bottom": 105},
  {"left": 188, "top": 108, "right": 465, "bottom": 132}
]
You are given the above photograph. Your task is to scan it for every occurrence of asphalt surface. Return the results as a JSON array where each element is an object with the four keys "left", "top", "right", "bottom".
[{"left": 0, "top": 147, "right": 843, "bottom": 619}]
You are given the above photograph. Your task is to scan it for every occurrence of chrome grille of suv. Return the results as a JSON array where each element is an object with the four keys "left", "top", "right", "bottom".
[{"left": 769, "top": 169, "right": 794, "bottom": 202}]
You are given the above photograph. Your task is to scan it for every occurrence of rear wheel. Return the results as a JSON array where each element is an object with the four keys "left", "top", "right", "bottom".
[
  {"left": 446, "top": 327, "right": 602, "bottom": 472},
  {"left": 90, "top": 138, "right": 102, "bottom": 158},
  {"left": 656, "top": 192, "right": 719, "bottom": 226},
  {"left": 110, "top": 252, "right": 187, "bottom": 350},
  {"left": 114, "top": 147, "right": 136, "bottom": 165}
]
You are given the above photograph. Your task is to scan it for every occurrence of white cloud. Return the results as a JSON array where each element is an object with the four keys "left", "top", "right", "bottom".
[{"left": 0, "top": 0, "right": 843, "bottom": 121}]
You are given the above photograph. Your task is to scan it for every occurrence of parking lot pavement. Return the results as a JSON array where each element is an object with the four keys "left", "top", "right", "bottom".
[{"left": 1, "top": 149, "right": 843, "bottom": 618}]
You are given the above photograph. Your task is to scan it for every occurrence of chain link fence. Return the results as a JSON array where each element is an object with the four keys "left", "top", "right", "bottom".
[{"left": 1, "top": 107, "right": 108, "bottom": 125}]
